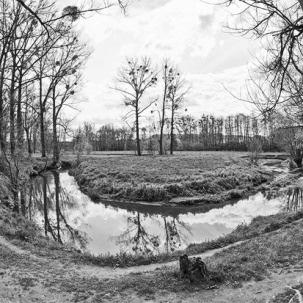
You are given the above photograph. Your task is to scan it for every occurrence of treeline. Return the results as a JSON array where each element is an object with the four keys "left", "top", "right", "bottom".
[
  {"left": 75, "top": 113, "right": 280, "bottom": 153},
  {"left": 176, "top": 113, "right": 278, "bottom": 152},
  {"left": 73, "top": 123, "right": 135, "bottom": 152}
]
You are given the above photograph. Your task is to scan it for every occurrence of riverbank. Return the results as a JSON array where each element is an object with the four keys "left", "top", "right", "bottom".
[
  {"left": 1, "top": 201, "right": 303, "bottom": 302},
  {"left": 2, "top": 158, "right": 303, "bottom": 269},
  {"left": 4, "top": 201, "right": 303, "bottom": 269},
  {"left": 70, "top": 151, "right": 276, "bottom": 206}
]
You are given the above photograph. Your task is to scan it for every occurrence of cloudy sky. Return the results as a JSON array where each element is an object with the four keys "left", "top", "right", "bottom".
[{"left": 59, "top": 0, "right": 258, "bottom": 127}]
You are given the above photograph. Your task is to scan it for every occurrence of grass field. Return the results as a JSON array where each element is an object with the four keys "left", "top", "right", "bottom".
[{"left": 70, "top": 151, "right": 273, "bottom": 204}]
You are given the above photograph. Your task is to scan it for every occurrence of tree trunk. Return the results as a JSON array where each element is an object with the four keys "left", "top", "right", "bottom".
[
  {"left": 33, "top": 125, "right": 37, "bottom": 153},
  {"left": 12, "top": 189, "right": 19, "bottom": 213},
  {"left": 17, "top": 69, "right": 23, "bottom": 150},
  {"left": 160, "top": 72, "right": 168, "bottom": 155},
  {"left": 42, "top": 175, "right": 48, "bottom": 236},
  {"left": 52, "top": 87, "right": 59, "bottom": 164},
  {"left": 10, "top": 60, "right": 16, "bottom": 155},
  {"left": 135, "top": 103, "right": 141, "bottom": 156},
  {"left": 0, "top": 56, "right": 7, "bottom": 153},
  {"left": 54, "top": 172, "right": 62, "bottom": 244},
  {"left": 294, "top": 149, "right": 303, "bottom": 168},
  {"left": 20, "top": 190, "right": 26, "bottom": 216},
  {"left": 39, "top": 76, "right": 46, "bottom": 157},
  {"left": 25, "top": 129, "right": 32, "bottom": 155},
  {"left": 170, "top": 107, "right": 174, "bottom": 155}
]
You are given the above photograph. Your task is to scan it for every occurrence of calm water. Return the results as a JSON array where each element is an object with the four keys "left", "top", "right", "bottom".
[{"left": 27, "top": 171, "right": 285, "bottom": 256}]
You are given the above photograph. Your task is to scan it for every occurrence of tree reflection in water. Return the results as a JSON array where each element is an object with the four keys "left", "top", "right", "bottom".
[
  {"left": 163, "top": 217, "right": 191, "bottom": 254},
  {"left": 115, "top": 212, "right": 161, "bottom": 255},
  {"left": 286, "top": 186, "right": 303, "bottom": 212},
  {"left": 27, "top": 171, "right": 88, "bottom": 249},
  {"left": 115, "top": 212, "right": 192, "bottom": 255}
]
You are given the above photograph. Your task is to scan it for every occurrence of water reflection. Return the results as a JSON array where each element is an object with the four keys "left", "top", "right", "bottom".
[
  {"left": 25, "top": 172, "right": 285, "bottom": 256},
  {"left": 27, "top": 172, "right": 88, "bottom": 249},
  {"left": 115, "top": 213, "right": 161, "bottom": 255},
  {"left": 163, "top": 217, "right": 191, "bottom": 253},
  {"left": 286, "top": 186, "right": 303, "bottom": 212}
]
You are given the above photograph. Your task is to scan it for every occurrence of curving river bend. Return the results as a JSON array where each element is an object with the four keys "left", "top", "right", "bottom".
[{"left": 28, "top": 170, "right": 286, "bottom": 256}]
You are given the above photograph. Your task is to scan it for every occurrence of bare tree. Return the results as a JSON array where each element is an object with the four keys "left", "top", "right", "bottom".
[
  {"left": 159, "top": 59, "right": 170, "bottom": 155},
  {"left": 115, "top": 58, "right": 158, "bottom": 156},
  {"left": 166, "top": 67, "right": 189, "bottom": 155},
  {"left": 221, "top": 1, "right": 303, "bottom": 118}
]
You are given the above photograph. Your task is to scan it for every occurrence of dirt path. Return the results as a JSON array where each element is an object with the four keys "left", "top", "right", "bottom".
[
  {"left": 0, "top": 235, "right": 244, "bottom": 279},
  {"left": 75, "top": 241, "right": 246, "bottom": 279}
]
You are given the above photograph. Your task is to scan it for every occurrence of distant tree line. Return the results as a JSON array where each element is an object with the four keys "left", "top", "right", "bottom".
[
  {"left": 75, "top": 113, "right": 281, "bottom": 153},
  {"left": 176, "top": 113, "right": 278, "bottom": 152},
  {"left": 73, "top": 123, "right": 135, "bottom": 153}
]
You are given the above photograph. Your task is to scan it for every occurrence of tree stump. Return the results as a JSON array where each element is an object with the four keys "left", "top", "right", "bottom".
[{"left": 179, "top": 254, "right": 208, "bottom": 282}]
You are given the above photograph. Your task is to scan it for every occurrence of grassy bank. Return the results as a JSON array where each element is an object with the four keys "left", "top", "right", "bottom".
[
  {"left": 70, "top": 152, "right": 272, "bottom": 204},
  {"left": 92, "top": 217, "right": 303, "bottom": 299},
  {"left": 26, "top": 216, "right": 303, "bottom": 301},
  {"left": 2, "top": 212, "right": 303, "bottom": 302},
  {"left": 70, "top": 209, "right": 303, "bottom": 267},
  {"left": 1, "top": 195, "right": 303, "bottom": 301},
  {"left": 2, "top": 193, "right": 303, "bottom": 269}
]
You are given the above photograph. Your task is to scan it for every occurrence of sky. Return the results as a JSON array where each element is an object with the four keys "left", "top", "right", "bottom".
[{"left": 58, "top": 0, "right": 259, "bottom": 127}]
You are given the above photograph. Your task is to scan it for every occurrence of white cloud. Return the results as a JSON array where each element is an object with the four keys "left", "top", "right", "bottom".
[
  {"left": 180, "top": 192, "right": 282, "bottom": 229},
  {"left": 185, "top": 65, "right": 254, "bottom": 117},
  {"left": 79, "top": 0, "right": 218, "bottom": 63},
  {"left": 63, "top": 0, "right": 258, "bottom": 126}
]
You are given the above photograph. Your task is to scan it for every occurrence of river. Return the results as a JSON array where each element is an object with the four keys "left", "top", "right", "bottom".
[{"left": 26, "top": 170, "right": 289, "bottom": 256}]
